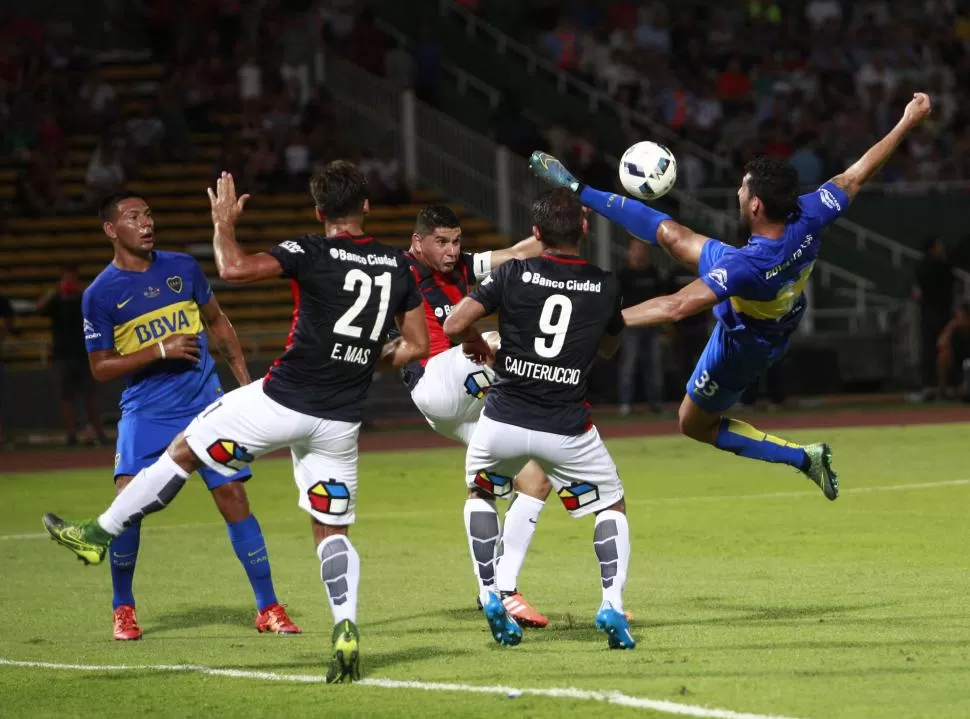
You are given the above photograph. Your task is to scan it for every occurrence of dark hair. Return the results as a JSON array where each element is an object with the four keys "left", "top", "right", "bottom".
[
  {"left": 414, "top": 205, "right": 461, "bottom": 235},
  {"left": 743, "top": 156, "right": 800, "bottom": 223},
  {"left": 98, "top": 191, "right": 142, "bottom": 223},
  {"left": 532, "top": 188, "right": 584, "bottom": 249},
  {"left": 309, "top": 160, "right": 369, "bottom": 218}
]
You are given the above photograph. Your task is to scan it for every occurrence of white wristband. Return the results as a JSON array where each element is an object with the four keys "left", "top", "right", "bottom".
[{"left": 158, "top": 342, "right": 167, "bottom": 359}]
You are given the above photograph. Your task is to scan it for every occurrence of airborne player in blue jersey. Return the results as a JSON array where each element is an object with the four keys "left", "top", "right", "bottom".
[
  {"left": 532, "top": 93, "right": 932, "bottom": 497},
  {"left": 55, "top": 193, "right": 300, "bottom": 640}
]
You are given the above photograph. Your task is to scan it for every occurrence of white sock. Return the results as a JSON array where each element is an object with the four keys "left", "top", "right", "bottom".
[
  {"left": 98, "top": 452, "right": 190, "bottom": 535},
  {"left": 495, "top": 494, "right": 544, "bottom": 593},
  {"left": 317, "top": 534, "right": 360, "bottom": 625},
  {"left": 463, "top": 498, "right": 501, "bottom": 605},
  {"left": 593, "top": 510, "right": 630, "bottom": 614}
]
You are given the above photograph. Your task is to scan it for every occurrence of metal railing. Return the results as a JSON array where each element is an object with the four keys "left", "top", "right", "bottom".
[{"left": 438, "top": 0, "right": 732, "bottom": 182}]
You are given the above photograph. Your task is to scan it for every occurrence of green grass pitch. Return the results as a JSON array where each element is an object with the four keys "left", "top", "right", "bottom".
[{"left": 1, "top": 424, "right": 969, "bottom": 718}]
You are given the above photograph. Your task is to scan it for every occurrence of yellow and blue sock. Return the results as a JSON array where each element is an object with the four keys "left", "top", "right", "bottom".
[
  {"left": 227, "top": 515, "right": 277, "bottom": 611},
  {"left": 715, "top": 418, "right": 809, "bottom": 471},
  {"left": 109, "top": 521, "right": 141, "bottom": 609}
]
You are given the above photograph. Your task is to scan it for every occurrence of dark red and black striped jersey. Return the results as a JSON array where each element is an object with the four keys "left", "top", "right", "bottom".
[
  {"left": 403, "top": 251, "right": 492, "bottom": 364},
  {"left": 264, "top": 232, "right": 421, "bottom": 421}
]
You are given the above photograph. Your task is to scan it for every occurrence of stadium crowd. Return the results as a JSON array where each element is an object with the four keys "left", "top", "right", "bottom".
[{"left": 469, "top": 0, "right": 970, "bottom": 190}]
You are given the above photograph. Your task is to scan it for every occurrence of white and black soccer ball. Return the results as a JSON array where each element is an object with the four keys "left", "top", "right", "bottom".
[{"left": 618, "top": 141, "right": 677, "bottom": 200}]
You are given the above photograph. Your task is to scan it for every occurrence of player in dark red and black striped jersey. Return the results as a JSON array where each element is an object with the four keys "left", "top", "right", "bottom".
[{"left": 398, "top": 205, "right": 556, "bottom": 628}]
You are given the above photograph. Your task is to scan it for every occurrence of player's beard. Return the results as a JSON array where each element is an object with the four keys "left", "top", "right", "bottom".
[{"left": 736, "top": 212, "right": 752, "bottom": 245}]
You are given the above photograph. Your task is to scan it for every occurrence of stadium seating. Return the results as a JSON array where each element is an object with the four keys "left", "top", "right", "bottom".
[{"left": 0, "top": 58, "right": 510, "bottom": 370}]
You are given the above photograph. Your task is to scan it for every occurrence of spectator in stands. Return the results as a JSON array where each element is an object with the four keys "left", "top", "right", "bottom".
[
  {"left": 490, "top": 91, "right": 546, "bottom": 158},
  {"left": 280, "top": 9, "right": 318, "bottom": 105},
  {"left": 237, "top": 49, "right": 263, "bottom": 114},
  {"left": 935, "top": 302, "right": 970, "bottom": 402},
  {"left": 157, "top": 81, "right": 193, "bottom": 162},
  {"left": 359, "top": 140, "right": 410, "bottom": 205},
  {"left": 348, "top": 8, "right": 387, "bottom": 78},
  {"left": 126, "top": 101, "right": 166, "bottom": 165},
  {"left": 913, "top": 236, "right": 956, "bottom": 399},
  {"left": 36, "top": 266, "right": 108, "bottom": 446},
  {"left": 16, "top": 155, "right": 67, "bottom": 217},
  {"left": 541, "top": 16, "right": 579, "bottom": 71},
  {"left": 85, "top": 140, "right": 126, "bottom": 205},
  {"left": 413, "top": 23, "right": 441, "bottom": 107},
  {"left": 244, "top": 134, "right": 280, "bottom": 193},
  {"left": 617, "top": 240, "right": 665, "bottom": 415},
  {"left": 78, "top": 67, "right": 119, "bottom": 133},
  {"left": 385, "top": 38, "right": 413, "bottom": 90},
  {"left": 282, "top": 128, "right": 313, "bottom": 191},
  {"left": 0, "top": 290, "right": 19, "bottom": 449}
]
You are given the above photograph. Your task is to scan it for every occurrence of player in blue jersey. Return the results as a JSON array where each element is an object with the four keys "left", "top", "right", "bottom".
[
  {"left": 72, "top": 192, "right": 300, "bottom": 640},
  {"left": 531, "top": 93, "right": 932, "bottom": 498}
]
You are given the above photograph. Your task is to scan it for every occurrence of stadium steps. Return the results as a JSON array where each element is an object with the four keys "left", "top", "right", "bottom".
[{"left": 0, "top": 59, "right": 511, "bottom": 369}]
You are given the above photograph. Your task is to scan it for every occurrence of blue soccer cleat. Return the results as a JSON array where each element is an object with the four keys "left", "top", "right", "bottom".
[
  {"left": 482, "top": 592, "right": 522, "bottom": 646},
  {"left": 529, "top": 152, "right": 581, "bottom": 193},
  {"left": 595, "top": 602, "right": 636, "bottom": 650}
]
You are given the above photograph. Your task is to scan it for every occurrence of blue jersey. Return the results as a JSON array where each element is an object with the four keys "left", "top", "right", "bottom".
[
  {"left": 82, "top": 251, "right": 220, "bottom": 420},
  {"left": 698, "top": 182, "right": 850, "bottom": 345}
]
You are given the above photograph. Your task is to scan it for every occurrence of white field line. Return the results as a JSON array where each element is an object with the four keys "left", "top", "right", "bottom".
[
  {"left": 4, "top": 478, "right": 969, "bottom": 542},
  {"left": 0, "top": 658, "right": 803, "bottom": 719}
]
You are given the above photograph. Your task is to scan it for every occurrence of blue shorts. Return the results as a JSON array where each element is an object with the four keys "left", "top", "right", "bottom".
[
  {"left": 115, "top": 413, "right": 251, "bottom": 490},
  {"left": 686, "top": 323, "right": 784, "bottom": 413}
]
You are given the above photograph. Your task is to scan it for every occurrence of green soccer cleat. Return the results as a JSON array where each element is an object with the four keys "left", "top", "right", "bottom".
[
  {"left": 326, "top": 619, "right": 360, "bottom": 684},
  {"left": 42, "top": 513, "right": 111, "bottom": 565},
  {"left": 802, "top": 443, "right": 839, "bottom": 500},
  {"left": 529, "top": 152, "right": 581, "bottom": 192}
]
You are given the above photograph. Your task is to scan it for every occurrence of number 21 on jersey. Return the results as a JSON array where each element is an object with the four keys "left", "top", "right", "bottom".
[
  {"left": 534, "top": 294, "right": 573, "bottom": 359},
  {"left": 334, "top": 269, "right": 391, "bottom": 341}
]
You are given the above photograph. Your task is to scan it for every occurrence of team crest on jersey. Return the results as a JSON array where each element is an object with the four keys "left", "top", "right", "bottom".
[
  {"left": 464, "top": 370, "right": 492, "bottom": 399},
  {"left": 206, "top": 439, "right": 254, "bottom": 470},
  {"left": 558, "top": 482, "right": 600, "bottom": 511},
  {"left": 166, "top": 276, "right": 183, "bottom": 293},
  {"left": 114, "top": 453, "right": 121, "bottom": 469},
  {"left": 473, "top": 470, "right": 513, "bottom": 499},
  {"left": 144, "top": 286, "right": 161, "bottom": 299},
  {"left": 307, "top": 480, "right": 350, "bottom": 515}
]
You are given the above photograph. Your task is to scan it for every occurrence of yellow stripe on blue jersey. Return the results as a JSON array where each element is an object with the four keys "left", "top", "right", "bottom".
[
  {"left": 730, "top": 263, "right": 814, "bottom": 321},
  {"left": 113, "top": 300, "right": 204, "bottom": 356}
]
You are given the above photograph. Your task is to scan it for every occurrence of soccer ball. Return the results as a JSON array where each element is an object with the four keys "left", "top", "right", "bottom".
[{"left": 618, "top": 141, "right": 677, "bottom": 200}]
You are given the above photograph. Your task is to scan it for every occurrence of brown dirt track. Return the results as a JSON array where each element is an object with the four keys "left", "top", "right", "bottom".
[{"left": 2, "top": 404, "right": 968, "bottom": 475}]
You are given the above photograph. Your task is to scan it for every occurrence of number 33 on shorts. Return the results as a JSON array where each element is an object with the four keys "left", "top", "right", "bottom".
[{"left": 693, "top": 369, "right": 719, "bottom": 398}]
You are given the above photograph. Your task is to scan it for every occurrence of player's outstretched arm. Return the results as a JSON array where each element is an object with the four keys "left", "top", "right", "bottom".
[
  {"left": 443, "top": 297, "right": 493, "bottom": 364},
  {"left": 201, "top": 294, "right": 251, "bottom": 387},
  {"left": 488, "top": 235, "right": 543, "bottom": 270},
  {"left": 384, "top": 305, "right": 431, "bottom": 369},
  {"left": 622, "top": 279, "right": 719, "bottom": 328},
  {"left": 207, "top": 172, "right": 284, "bottom": 284},
  {"left": 829, "top": 93, "right": 931, "bottom": 200},
  {"left": 528, "top": 152, "right": 708, "bottom": 272}
]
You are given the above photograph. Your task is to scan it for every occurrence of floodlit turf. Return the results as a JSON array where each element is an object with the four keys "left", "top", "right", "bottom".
[{"left": 2, "top": 424, "right": 970, "bottom": 718}]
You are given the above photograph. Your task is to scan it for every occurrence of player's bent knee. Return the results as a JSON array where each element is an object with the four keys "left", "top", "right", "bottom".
[
  {"left": 114, "top": 475, "right": 134, "bottom": 494},
  {"left": 678, "top": 397, "right": 717, "bottom": 443},
  {"left": 211, "top": 481, "right": 251, "bottom": 522},
  {"left": 597, "top": 498, "right": 626, "bottom": 515},
  {"left": 311, "top": 516, "right": 349, "bottom": 545},
  {"left": 467, "top": 485, "right": 496, "bottom": 503},
  {"left": 513, "top": 461, "right": 552, "bottom": 501},
  {"left": 167, "top": 432, "right": 203, "bottom": 473}
]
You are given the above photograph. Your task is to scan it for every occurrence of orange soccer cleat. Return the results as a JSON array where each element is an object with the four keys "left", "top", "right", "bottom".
[
  {"left": 501, "top": 592, "right": 549, "bottom": 628},
  {"left": 112, "top": 605, "right": 142, "bottom": 641},
  {"left": 255, "top": 603, "right": 302, "bottom": 635}
]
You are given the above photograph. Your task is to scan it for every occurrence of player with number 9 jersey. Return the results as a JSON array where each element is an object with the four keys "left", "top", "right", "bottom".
[{"left": 443, "top": 189, "right": 634, "bottom": 651}]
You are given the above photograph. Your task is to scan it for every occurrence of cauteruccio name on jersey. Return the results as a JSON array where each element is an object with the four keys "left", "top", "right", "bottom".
[{"left": 504, "top": 356, "right": 581, "bottom": 385}]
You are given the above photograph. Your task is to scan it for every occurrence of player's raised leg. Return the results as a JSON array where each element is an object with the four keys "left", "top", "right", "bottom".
[
  {"left": 681, "top": 327, "right": 837, "bottom": 499},
  {"left": 495, "top": 460, "right": 551, "bottom": 628},
  {"left": 529, "top": 151, "right": 707, "bottom": 271}
]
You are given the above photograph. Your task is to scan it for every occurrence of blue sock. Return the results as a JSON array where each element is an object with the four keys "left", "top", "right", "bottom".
[
  {"left": 578, "top": 186, "right": 671, "bottom": 245},
  {"left": 227, "top": 515, "right": 277, "bottom": 611},
  {"left": 714, "top": 418, "right": 809, "bottom": 471},
  {"left": 109, "top": 522, "right": 141, "bottom": 609}
]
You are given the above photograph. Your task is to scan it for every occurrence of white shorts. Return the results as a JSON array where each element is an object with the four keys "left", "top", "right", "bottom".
[
  {"left": 465, "top": 414, "right": 623, "bottom": 518},
  {"left": 184, "top": 380, "right": 361, "bottom": 525},
  {"left": 411, "top": 344, "right": 495, "bottom": 445}
]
